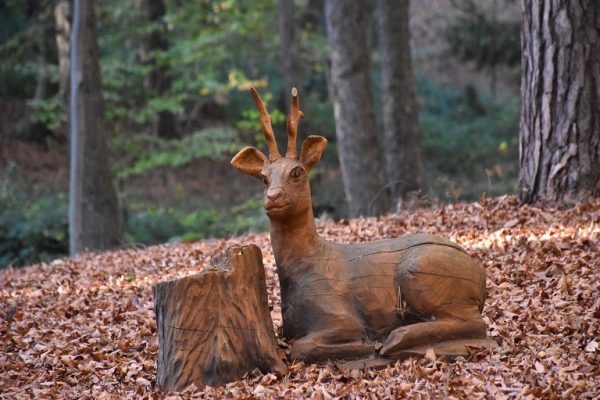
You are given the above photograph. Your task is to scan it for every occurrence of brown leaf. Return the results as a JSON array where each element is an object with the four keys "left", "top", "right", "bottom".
[
  {"left": 1, "top": 195, "right": 599, "bottom": 398},
  {"left": 534, "top": 361, "right": 545, "bottom": 373}
]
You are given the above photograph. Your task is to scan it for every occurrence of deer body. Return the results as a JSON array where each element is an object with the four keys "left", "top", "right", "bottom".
[{"left": 232, "top": 88, "right": 490, "bottom": 363}]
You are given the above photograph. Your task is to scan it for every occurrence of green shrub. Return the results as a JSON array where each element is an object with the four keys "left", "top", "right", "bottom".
[
  {"left": 416, "top": 77, "right": 519, "bottom": 199},
  {"left": 0, "top": 190, "right": 267, "bottom": 268},
  {"left": 29, "top": 94, "right": 66, "bottom": 131},
  {"left": 0, "top": 169, "right": 68, "bottom": 268},
  {"left": 125, "top": 205, "right": 221, "bottom": 245},
  {"left": 112, "top": 127, "right": 239, "bottom": 179},
  {"left": 125, "top": 198, "right": 268, "bottom": 246}
]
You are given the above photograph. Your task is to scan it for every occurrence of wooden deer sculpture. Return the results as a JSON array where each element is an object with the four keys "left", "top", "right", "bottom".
[{"left": 231, "top": 87, "right": 494, "bottom": 364}]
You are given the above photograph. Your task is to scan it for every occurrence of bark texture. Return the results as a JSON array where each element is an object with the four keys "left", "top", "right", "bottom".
[
  {"left": 325, "top": 0, "right": 390, "bottom": 217},
  {"left": 54, "top": 0, "right": 71, "bottom": 100},
  {"left": 519, "top": 0, "right": 600, "bottom": 204},
  {"left": 69, "top": 0, "right": 121, "bottom": 254},
  {"left": 278, "top": 0, "right": 303, "bottom": 108},
  {"left": 153, "top": 245, "right": 286, "bottom": 391},
  {"left": 376, "top": 0, "right": 425, "bottom": 203}
]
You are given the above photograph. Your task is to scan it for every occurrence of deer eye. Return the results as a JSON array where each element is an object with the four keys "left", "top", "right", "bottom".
[
  {"left": 261, "top": 175, "right": 269, "bottom": 186},
  {"left": 290, "top": 167, "right": 303, "bottom": 179}
]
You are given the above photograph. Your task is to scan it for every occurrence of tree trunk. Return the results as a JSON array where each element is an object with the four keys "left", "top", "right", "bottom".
[
  {"left": 153, "top": 245, "right": 287, "bottom": 391},
  {"left": 69, "top": 0, "right": 121, "bottom": 254},
  {"left": 325, "top": 0, "right": 390, "bottom": 217},
  {"left": 375, "top": 0, "right": 425, "bottom": 204},
  {"left": 519, "top": 0, "right": 600, "bottom": 204},
  {"left": 19, "top": 0, "right": 56, "bottom": 143},
  {"left": 140, "top": 0, "right": 178, "bottom": 139},
  {"left": 54, "top": 0, "right": 71, "bottom": 100},
  {"left": 277, "top": 0, "right": 303, "bottom": 108}
]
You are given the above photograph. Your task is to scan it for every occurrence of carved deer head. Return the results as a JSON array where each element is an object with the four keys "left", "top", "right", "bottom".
[{"left": 231, "top": 88, "right": 327, "bottom": 221}]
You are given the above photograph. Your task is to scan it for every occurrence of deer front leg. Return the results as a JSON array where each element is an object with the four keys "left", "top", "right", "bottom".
[
  {"left": 289, "top": 313, "right": 374, "bottom": 363},
  {"left": 290, "top": 330, "right": 375, "bottom": 363},
  {"left": 379, "top": 318, "right": 487, "bottom": 357}
]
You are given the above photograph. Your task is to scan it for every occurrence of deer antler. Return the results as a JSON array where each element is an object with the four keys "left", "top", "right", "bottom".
[
  {"left": 286, "top": 87, "right": 304, "bottom": 159},
  {"left": 251, "top": 87, "right": 280, "bottom": 160}
]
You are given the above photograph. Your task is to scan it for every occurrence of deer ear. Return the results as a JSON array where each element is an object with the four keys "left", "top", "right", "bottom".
[
  {"left": 300, "top": 135, "right": 327, "bottom": 171},
  {"left": 231, "top": 146, "right": 268, "bottom": 179}
]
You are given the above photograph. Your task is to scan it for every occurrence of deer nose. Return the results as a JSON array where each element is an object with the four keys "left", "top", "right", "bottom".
[{"left": 266, "top": 187, "right": 284, "bottom": 201}]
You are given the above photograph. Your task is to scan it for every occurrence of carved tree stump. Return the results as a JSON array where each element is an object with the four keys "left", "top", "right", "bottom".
[{"left": 153, "top": 244, "right": 287, "bottom": 391}]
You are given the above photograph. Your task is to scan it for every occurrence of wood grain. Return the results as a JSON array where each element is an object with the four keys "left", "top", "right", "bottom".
[
  {"left": 153, "top": 245, "right": 286, "bottom": 391},
  {"left": 231, "top": 87, "right": 495, "bottom": 368}
]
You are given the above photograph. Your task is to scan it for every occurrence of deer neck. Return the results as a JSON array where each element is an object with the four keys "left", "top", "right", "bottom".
[{"left": 269, "top": 207, "right": 323, "bottom": 267}]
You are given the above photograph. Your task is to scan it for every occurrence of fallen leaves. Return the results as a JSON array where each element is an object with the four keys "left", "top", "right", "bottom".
[
  {"left": 0, "top": 195, "right": 599, "bottom": 398},
  {"left": 585, "top": 340, "right": 598, "bottom": 353}
]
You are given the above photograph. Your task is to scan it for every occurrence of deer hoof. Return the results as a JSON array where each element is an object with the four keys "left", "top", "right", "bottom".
[{"left": 380, "top": 326, "right": 411, "bottom": 356}]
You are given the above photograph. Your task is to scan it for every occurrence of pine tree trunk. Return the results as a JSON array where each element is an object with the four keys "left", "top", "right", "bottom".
[
  {"left": 69, "top": 0, "right": 121, "bottom": 254},
  {"left": 519, "top": 0, "right": 600, "bottom": 204},
  {"left": 376, "top": 0, "right": 424, "bottom": 204},
  {"left": 325, "top": 0, "right": 390, "bottom": 217},
  {"left": 277, "top": 0, "right": 303, "bottom": 109},
  {"left": 141, "top": 0, "right": 178, "bottom": 139},
  {"left": 153, "top": 245, "right": 287, "bottom": 390}
]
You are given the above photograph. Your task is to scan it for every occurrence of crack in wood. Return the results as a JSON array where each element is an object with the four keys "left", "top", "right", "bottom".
[
  {"left": 299, "top": 274, "right": 396, "bottom": 285},
  {"left": 397, "top": 271, "right": 481, "bottom": 285},
  {"left": 166, "top": 324, "right": 268, "bottom": 333}
]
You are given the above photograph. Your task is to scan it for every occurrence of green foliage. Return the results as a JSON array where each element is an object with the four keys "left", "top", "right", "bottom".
[
  {"left": 29, "top": 95, "right": 66, "bottom": 131},
  {"left": 0, "top": 0, "right": 524, "bottom": 267},
  {"left": 0, "top": 0, "right": 57, "bottom": 98},
  {"left": 0, "top": 164, "right": 268, "bottom": 267},
  {"left": 125, "top": 206, "right": 218, "bottom": 245},
  {"left": 0, "top": 3, "right": 33, "bottom": 96},
  {"left": 125, "top": 198, "right": 267, "bottom": 246},
  {"left": 417, "top": 77, "right": 519, "bottom": 197},
  {"left": 0, "top": 1, "right": 28, "bottom": 45},
  {"left": 97, "top": 0, "right": 281, "bottom": 136},
  {"left": 0, "top": 165, "right": 68, "bottom": 267},
  {"left": 445, "top": 0, "right": 520, "bottom": 70},
  {"left": 112, "top": 127, "right": 239, "bottom": 179}
]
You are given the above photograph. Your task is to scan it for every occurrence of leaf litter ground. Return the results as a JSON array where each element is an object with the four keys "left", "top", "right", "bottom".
[{"left": 1, "top": 196, "right": 598, "bottom": 399}]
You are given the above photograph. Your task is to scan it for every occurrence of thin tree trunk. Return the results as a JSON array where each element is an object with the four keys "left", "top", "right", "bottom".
[
  {"left": 277, "top": 0, "right": 303, "bottom": 108},
  {"left": 69, "top": 0, "right": 121, "bottom": 254},
  {"left": 376, "top": 0, "right": 424, "bottom": 204},
  {"left": 325, "top": 0, "right": 389, "bottom": 217},
  {"left": 54, "top": 0, "right": 71, "bottom": 100},
  {"left": 519, "top": 0, "right": 600, "bottom": 204},
  {"left": 140, "top": 0, "right": 178, "bottom": 139}
]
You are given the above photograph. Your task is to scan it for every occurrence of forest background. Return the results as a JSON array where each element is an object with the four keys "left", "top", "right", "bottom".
[{"left": 0, "top": 0, "right": 522, "bottom": 267}]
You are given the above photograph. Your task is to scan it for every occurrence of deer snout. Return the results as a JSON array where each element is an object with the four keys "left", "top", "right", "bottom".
[
  {"left": 264, "top": 187, "right": 291, "bottom": 214},
  {"left": 266, "top": 187, "right": 284, "bottom": 202}
]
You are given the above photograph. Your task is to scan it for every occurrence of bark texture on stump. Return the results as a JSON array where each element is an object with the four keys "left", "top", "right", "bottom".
[
  {"left": 153, "top": 245, "right": 286, "bottom": 391},
  {"left": 519, "top": 0, "right": 600, "bottom": 204}
]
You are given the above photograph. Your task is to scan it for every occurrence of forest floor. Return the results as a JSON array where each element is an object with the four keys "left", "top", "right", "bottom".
[{"left": 1, "top": 196, "right": 598, "bottom": 399}]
